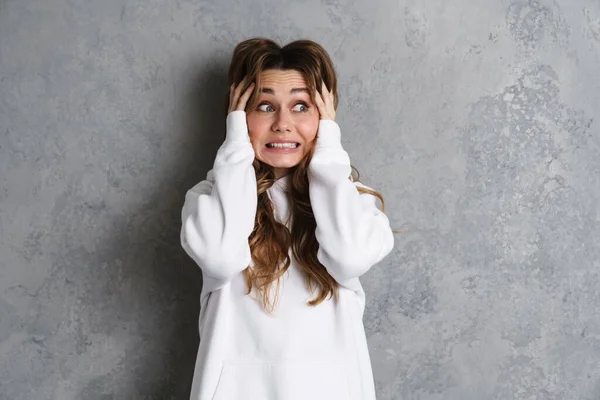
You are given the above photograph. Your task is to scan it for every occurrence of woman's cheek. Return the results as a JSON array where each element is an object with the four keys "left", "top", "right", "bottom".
[{"left": 302, "top": 119, "right": 320, "bottom": 141}]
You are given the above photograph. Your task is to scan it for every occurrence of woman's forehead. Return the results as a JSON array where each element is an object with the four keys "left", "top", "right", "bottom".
[{"left": 258, "top": 70, "right": 308, "bottom": 91}]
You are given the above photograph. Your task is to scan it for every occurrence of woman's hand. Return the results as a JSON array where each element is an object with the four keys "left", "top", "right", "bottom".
[
  {"left": 315, "top": 81, "right": 336, "bottom": 121},
  {"left": 228, "top": 78, "right": 255, "bottom": 113}
]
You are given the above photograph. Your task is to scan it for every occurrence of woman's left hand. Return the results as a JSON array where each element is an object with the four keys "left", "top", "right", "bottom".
[{"left": 315, "top": 81, "right": 336, "bottom": 121}]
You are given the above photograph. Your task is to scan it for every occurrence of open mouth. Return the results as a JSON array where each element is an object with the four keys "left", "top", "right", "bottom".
[{"left": 266, "top": 143, "right": 300, "bottom": 149}]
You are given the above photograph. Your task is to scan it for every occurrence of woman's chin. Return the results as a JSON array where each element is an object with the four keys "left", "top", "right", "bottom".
[
  {"left": 268, "top": 161, "right": 300, "bottom": 169},
  {"left": 259, "top": 155, "right": 303, "bottom": 168}
]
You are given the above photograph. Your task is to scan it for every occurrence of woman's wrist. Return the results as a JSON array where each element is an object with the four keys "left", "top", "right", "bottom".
[
  {"left": 315, "top": 119, "right": 343, "bottom": 150},
  {"left": 225, "top": 111, "right": 251, "bottom": 143}
]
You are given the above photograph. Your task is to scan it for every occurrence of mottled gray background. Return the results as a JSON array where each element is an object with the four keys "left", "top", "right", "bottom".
[{"left": 1, "top": 0, "right": 599, "bottom": 399}]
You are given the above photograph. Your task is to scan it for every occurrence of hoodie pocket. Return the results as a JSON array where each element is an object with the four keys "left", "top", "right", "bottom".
[{"left": 212, "top": 360, "right": 352, "bottom": 400}]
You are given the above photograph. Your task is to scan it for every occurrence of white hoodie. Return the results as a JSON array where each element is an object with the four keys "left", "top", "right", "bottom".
[{"left": 181, "top": 111, "right": 394, "bottom": 400}]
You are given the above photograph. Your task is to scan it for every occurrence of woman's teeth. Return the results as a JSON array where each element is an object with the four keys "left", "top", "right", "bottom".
[{"left": 267, "top": 143, "right": 299, "bottom": 148}]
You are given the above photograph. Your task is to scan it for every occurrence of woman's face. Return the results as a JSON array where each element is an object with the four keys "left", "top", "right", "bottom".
[{"left": 246, "top": 69, "right": 320, "bottom": 179}]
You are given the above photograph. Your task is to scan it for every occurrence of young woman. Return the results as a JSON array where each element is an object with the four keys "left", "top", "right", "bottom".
[{"left": 180, "top": 38, "right": 395, "bottom": 400}]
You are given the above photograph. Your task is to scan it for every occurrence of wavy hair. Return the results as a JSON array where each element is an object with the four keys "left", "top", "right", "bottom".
[{"left": 226, "top": 38, "right": 397, "bottom": 313}]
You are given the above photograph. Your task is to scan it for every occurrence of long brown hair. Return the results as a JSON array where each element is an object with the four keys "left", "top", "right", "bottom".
[{"left": 227, "top": 38, "right": 397, "bottom": 313}]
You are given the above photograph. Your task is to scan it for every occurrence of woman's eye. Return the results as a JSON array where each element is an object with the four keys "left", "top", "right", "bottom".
[
  {"left": 293, "top": 103, "right": 309, "bottom": 112},
  {"left": 257, "top": 104, "right": 274, "bottom": 112}
]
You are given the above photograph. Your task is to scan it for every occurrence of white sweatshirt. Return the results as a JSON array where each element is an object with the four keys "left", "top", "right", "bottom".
[{"left": 181, "top": 111, "right": 394, "bottom": 400}]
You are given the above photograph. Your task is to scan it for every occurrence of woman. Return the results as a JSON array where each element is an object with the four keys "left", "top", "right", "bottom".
[{"left": 180, "top": 38, "right": 395, "bottom": 400}]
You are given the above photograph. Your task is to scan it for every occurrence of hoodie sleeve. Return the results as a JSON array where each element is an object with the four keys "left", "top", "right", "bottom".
[
  {"left": 180, "top": 111, "right": 257, "bottom": 295},
  {"left": 307, "top": 119, "right": 394, "bottom": 290}
]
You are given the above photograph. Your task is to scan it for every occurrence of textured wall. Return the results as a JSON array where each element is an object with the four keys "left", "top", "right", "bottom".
[{"left": 1, "top": 0, "right": 599, "bottom": 399}]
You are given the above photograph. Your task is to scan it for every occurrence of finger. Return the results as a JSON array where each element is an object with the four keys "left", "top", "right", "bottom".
[
  {"left": 321, "top": 81, "right": 330, "bottom": 96},
  {"left": 228, "top": 90, "right": 238, "bottom": 112},
  {"left": 321, "top": 81, "right": 335, "bottom": 107},
  {"left": 234, "top": 77, "right": 248, "bottom": 94},
  {"left": 228, "top": 83, "right": 236, "bottom": 105},
  {"left": 314, "top": 89, "right": 325, "bottom": 109},
  {"left": 229, "top": 77, "right": 249, "bottom": 112},
  {"left": 323, "top": 82, "right": 334, "bottom": 101},
  {"left": 314, "top": 91, "right": 327, "bottom": 117},
  {"left": 236, "top": 82, "right": 255, "bottom": 111},
  {"left": 230, "top": 78, "right": 245, "bottom": 105}
]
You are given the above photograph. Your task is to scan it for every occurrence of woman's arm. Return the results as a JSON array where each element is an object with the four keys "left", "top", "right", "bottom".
[
  {"left": 307, "top": 119, "right": 394, "bottom": 288},
  {"left": 180, "top": 111, "right": 257, "bottom": 294}
]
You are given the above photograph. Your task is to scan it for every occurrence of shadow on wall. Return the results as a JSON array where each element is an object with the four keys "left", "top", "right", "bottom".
[
  {"left": 154, "top": 60, "right": 230, "bottom": 398},
  {"left": 109, "top": 59, "right": 229, "bottom": 399}
]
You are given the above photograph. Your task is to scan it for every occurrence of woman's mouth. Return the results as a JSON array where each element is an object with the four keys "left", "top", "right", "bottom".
[
  {"left": 266, "top": 142, "right": 300, "bottom": 149},
  {"left": 265, "top": 142, "right": 301, "bottom": 153}
]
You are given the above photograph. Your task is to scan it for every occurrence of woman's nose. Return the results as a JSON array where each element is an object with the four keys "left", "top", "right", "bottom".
[{"left": 272, "top": 110, "right": 292, "bottom": 132}]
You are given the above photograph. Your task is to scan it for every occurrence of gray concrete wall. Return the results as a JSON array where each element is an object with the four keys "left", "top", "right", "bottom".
[{"left": 1, "top": 0, "right": 599, "bottom": 399}]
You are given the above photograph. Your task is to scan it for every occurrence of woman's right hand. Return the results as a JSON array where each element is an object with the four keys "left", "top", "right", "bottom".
[{"left": 228, "top": 78, "right": 255, "bottom": 113}]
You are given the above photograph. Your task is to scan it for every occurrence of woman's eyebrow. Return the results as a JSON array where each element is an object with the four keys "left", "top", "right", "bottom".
[{"left": 260, "top": 87, "right": 309, "bottom": 94}]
